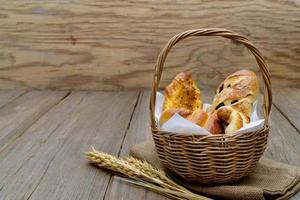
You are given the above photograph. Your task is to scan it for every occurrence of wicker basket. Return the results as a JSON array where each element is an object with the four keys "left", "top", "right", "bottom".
[{"left": 149, "top": 28, "right": 272, "bottom": 184}]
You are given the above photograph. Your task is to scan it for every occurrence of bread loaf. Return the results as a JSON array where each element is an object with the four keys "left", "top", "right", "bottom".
[
  {"left": 160, "top": 72, "right": 222, "bottom": 134},
  {"left": 210, "top": 70, "right": 258, "bottom": 113},
  {"left": 163, "top": 72, "right": 203, "bottom": 111},
  {"left": 211, "top": 70, "right": 259, "bottom": 134}
]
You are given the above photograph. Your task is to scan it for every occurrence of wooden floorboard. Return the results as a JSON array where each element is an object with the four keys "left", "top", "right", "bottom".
[
  {"left": 264, "top": 103, "right": 300, "bottom": 200},
  {"left": 0, "top": 90, "right": 26, "bottom": 108},
  {"left": 0, "top": 91, "right": 139, "bottom": 200},
  {"left": 263, "top": 107, "right": 300, "bottom": 166},
  {"left": 261, "top": 89, "right": 300, "bottom": 200},
  {"left": 0, "top": 90, "right": 68, "bottom": 152},
  {"left": 272, "top": 88, "right": 300, "bottom": 133}
]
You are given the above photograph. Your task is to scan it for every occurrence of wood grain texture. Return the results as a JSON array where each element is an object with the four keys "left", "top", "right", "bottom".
[
  {"left": 0, "top": 89, "right": 26, "bottom": 108},
  {"left": 0, "top": 0, "right": 299, "bottom": 90},
  {"left": 263, "top": 107, "right": 300, "bottom": 166},
  {"left": 0, "top": 91, "right": 139, "bottom": 200},
  {"left": 0, "top": 90, "right": 67, "bottom": 151},
  {"left": 264, "top": 107, "right": 299, "bottom": 200},
  {"left": 272, "top": 88, "right": 300, "bottom": 132}
]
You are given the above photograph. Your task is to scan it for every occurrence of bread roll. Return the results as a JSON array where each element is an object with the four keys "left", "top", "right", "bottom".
[
  {"left": 160, "top": 107, "right": 222, "bottom": 134},
  {"left": 204, "top": 112, "right": 223, "bottom": 134},
  {"left": 210, "top": 70, "right": 258, "bottom": 114},
  {"left": 187, "top": 108, "right": 209, "bottom": 127},
  {"left": 159, "top": 108, "right": 192, "bottom": 126},
  {"left": 211, "top": 70, "right": 258, "bottom": 134}
]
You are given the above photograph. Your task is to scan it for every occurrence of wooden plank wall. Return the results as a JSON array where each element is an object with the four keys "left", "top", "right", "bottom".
[{"left": 0, "top": 0, "right": 299, "bottom": 90}]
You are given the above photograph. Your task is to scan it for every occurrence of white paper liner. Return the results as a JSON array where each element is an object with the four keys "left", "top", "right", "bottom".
[{"left": 155, "top": 92, "right": 264, "bottom": 136}]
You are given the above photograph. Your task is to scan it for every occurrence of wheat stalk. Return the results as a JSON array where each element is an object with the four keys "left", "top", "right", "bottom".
[
  {"left": 125, "top": 156, "right": 199, "bottom": 195},
  {"left": 126, "top": 156, "right": 169, "bottom": 181},
  {"left": 85, "top": 147, "right": 145, "bottom": 179},
  {"left": 85, "top": 147, "right": 211, "bottom": 200}
]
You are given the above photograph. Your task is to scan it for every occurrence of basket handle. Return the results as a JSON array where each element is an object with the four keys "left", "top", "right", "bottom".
[{"left": 150, "top": 28, "right": 272, "bottom": 130}]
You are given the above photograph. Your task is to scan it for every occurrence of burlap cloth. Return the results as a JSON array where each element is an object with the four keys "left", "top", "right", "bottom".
[{"left": 130, "top": 140, "right": 300, "bottom": 200}]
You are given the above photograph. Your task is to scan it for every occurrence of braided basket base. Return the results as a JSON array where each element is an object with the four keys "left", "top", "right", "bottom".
[{"left": 152, "top": 128, "right": 269, "bottom": 184}]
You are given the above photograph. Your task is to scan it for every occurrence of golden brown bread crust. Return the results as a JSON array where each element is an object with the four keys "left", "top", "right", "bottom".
[
  {"left": 159, "top": 108, "right": 192, "bottom": 126},
  {"left": 163, "top": 72, "right": 203, "bottom": 112},
  {"left": 230, "top": 98, "right": 252, "bottom": 122},
  {"left": 160, "top": 107, "right": 222, "bottom": 135},
  {"left": 187, "top": 108, "right": 209, "bottom": 127},
  {"left": 160, "top": 72, "right": 209, "bottom": 129},
  {"left": 217, "top": 106, "right": 248, "bottom": 135},
  {"left": 211, "top": 70, "right": 258, "bottom": 134},
  {"left": 204, "top": 112, "right": 223, "bottom": 135},
  {"left": 210, "top": 70, "right": 258, "bottom": 113}
]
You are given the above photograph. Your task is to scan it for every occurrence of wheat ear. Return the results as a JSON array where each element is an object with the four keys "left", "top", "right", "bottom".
[
  {"left": 125, "top": 156, "right": 201, "bottom": 197},
  {"left": 85, "top": 148, "right": 211, "bottom": 200}
]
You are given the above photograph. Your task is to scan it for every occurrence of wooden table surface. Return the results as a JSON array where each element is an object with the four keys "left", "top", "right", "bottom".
[{"left": 0, "top": 89, "right": 299, "bottom": 200}]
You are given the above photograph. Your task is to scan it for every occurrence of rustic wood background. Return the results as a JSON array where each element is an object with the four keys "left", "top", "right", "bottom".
[{"left": 0, "top": 0, "right": 299, "bottom": 90}]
